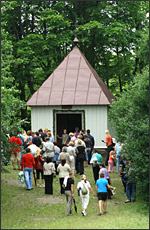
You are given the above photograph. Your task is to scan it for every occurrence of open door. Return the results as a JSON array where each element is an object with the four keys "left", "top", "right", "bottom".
[{"left": 56, "top": 113, "right": 82, "bottom": 147}]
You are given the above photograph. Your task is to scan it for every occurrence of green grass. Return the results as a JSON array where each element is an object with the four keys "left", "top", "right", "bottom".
[{"left": 1, "top": 164, "right": 149, "bottom": 229}]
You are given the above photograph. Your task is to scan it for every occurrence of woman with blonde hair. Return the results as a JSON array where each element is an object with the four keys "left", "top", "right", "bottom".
[
  {"left": 47, "top": 132, "right": 53, "bottom": 143},
  {"left": 67, "top": 141, "right": 76, "bottom": 171},
  {"left": 77, "top": 174, "right": 95, "bottom": 216}
]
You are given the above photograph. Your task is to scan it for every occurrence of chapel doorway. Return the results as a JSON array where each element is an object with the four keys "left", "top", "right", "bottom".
[{"left": 56, "top": 113, "right": 82, "bottom": 148}]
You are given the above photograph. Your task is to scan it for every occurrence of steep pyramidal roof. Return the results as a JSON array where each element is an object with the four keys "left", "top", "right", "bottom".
[{"left": 26, "top": 43, "right": 115, "bottom": 106}]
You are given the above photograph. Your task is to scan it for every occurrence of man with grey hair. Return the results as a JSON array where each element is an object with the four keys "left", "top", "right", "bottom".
[
  {"left": 42, "top": 137, "right": 55, "bottom": 160},
  {"left": 58, "top": 146, "right": 71, "bottom": 165}
]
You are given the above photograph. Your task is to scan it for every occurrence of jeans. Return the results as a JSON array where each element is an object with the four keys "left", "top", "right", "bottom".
[
  {"left": 116, "top": 156, "right": 120, "bottom": 173},
  {"left": 126, "top": 183, "right": 136, "bottom": 201},
  {"left": 24, "top": 167, "right": 33, "bottom": 190},
  {"left": 86, "top": 148, "right": 91, "bottom": 161}
]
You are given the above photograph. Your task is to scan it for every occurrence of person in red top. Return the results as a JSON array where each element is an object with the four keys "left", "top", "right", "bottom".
[
  {"left": 9, "top": 136, "right": 22, "bottom": 170},
  {"left": 103, "top": 130, "right": 114, "bottom": 166},
  {"left": 21, "top": 148, "right": 36, "bottom": 190}
]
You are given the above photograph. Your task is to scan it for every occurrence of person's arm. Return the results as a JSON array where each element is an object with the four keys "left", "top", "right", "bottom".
[
  {"left": 104, "top": 136, "right": 108, "bottom": 145},
  {"left": 57, "top": 135, "right": 62, "bottom": 139},
  {"left": 32, "top": 156, "right": 36, "bottom": 170},
  {"left": 95, "top": 185, "right": 98, "bottom": 194},
  {"left": 24, "top": 136, "right": 28, "bottom": 143},
  {"left": 89, "top": 187, "right": 95, "bottom": 196},
  {"left": 71, "top": 184, "right": 74, "bottom": 198},
  {"left": 107, "top": 184, "right": 115, "bottom": 190},
  {"left": 114, "top": 144, "right": 116, "bottom": 153}
]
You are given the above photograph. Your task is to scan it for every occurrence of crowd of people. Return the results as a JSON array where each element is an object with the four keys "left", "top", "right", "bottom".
[{"left": 7, "top": 127, "right": 136, "bottom": 216}]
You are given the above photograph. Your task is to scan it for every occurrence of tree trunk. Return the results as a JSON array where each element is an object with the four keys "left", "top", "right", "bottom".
[{"left": 19, "top": 84, "right": 27, "bottom": 120}]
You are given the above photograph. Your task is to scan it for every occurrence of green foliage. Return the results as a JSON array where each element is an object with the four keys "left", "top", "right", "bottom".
[
  {"left": 1, "top": 28, "right": 27, "bottom": 168},
  {"left": 109, "top": 66, "right": 149, "bottom": 201}
]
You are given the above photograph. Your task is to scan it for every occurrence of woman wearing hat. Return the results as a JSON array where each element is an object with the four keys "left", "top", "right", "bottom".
[{"left": 77, "top": 175, "right": 95, "bottom": 216}]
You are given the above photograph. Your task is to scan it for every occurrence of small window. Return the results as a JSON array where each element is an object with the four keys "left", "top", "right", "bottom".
[{"left": 62, "top": 105, "right": 72, "bottom": 109}]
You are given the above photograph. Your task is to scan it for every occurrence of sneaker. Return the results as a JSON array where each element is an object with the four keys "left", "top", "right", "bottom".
[
  {"left": 37, "top": 184, "right": 40, "bottom": 187},
  {"left": 103, "top": 211, "right": 108, "bottom": 214},
  {"left": 125, "top": 200, "right": 131, "bottom": 203},
  {"left": 82, "top": 211, "right": 86, "bottom": 216},
  {"left": 13, "top": 167, "right": 16, "bottom": 170},
  {"left": 41, "top": 184, "right": 45, "bottom": 187}
]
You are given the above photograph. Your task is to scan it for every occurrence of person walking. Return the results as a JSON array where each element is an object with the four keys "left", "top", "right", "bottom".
[
  {"left": 124, "top": 161, "right": 136, "bottom": 203},
  {"left": 103, "top": 130, "right": 114, "bottom": 166},
  {"left": 9, "top": 135, "right": 22, "bottom": 170},
  {"left": 57, "top": 159, "right": 71, "bottom": 194},
  {"left": 43, "top": 157, "right": 55, "bottom": 194},
  {"left": 58, "top": 146, "right": 71, "bottom": 165},
  {"left": 99, "top": 163, "right": 111, "bottom": 199},
  {"left": 90, "top": 150, "right": 103, "bottom": 183},
  {"left": 53, "top": 142, "right": 60, "bottom": 174},
  {"left": 86, "top": 129, "right": 95, "bottom": 164},
  {"left": 77, "top": 174, "right": 95, "bottom": 216},
  {"left": 32, "top": 131, "right": 42, "bottom": 148},
  {"left": 108, "top": 151, "right": 115, "bottom": 173},
  {"left": 83, "top": 134, "right": 92, "bottom": 167},
  {"left": 95, "top": 173, "right": 115, "bottom": 215},
  {"left": 42, "top": 137, "right": 55, "bottom": 160},
  {"left": 67, "top": 141, "right": 76, "bottom": 171},
  {"left": 75, "top": 140, "right": 86, "bottom": 175},
  {"left": 34, "top": 150, "right": 45, "bottom": 187},
  {"left": 63, "top": 171, "right": 75, "bottom": 216},
  {"left": 114, "top": 142, "right": 123, "bottom": 173},
  {"left": 21, "top": 148, "right": 36, "bottom": 190}
]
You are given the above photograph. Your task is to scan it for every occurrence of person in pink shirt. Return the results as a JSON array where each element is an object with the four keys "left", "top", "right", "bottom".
[
  {"left": 108, "top": 151, "right": 116, "bottom": 173},
  {"left": 69, "top": 132, "right": 77, "bottom": 142}
]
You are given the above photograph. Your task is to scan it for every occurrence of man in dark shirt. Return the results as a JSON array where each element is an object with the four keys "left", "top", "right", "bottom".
[
  {"left": 38, "top": 128, "right": 47, "bottom": 142},
  {"left": 63, "top": 171, "right": 75, "bottom": 216},
  {"left": 32, "top": 132, "right": 41, "bottom": 147},
  {"left": 87, "top": 129, "right": 95, "bottom": 164}
]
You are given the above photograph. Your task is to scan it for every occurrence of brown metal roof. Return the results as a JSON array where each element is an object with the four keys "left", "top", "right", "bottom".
[{"left": 26, "top": 44, "right": 115, "bottom": 106}]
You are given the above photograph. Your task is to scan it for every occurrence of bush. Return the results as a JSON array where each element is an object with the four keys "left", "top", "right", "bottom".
[{"left": 109, "top": 66, "right": 149, "bottom": 201}]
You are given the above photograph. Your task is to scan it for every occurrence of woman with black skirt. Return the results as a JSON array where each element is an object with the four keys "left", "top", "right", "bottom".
[
  {"left": 43, "top": 157, "right": 55, "bottom": 194},
  {"left": 76, "top": 140, "right": 86, "bottom": 175}
]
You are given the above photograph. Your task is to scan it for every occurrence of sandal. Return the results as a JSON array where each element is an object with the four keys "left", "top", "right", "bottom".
[{"left": 97, "top": 212, "right": 102, "bottom": 216}]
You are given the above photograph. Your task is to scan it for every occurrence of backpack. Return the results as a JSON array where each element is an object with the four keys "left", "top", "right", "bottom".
[{"left": 81, "top": 183, "right": 88, "bottom": 195}]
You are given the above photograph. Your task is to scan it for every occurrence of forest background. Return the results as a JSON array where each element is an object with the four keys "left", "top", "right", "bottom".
[{"left": 1, "top": 1, "right": 149, "bottom": 202}]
